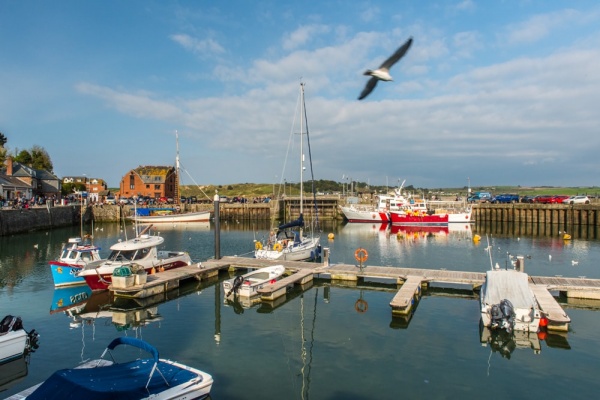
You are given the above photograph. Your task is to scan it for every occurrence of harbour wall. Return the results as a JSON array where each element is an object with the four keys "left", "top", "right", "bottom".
[
  {"left": 4, "top": 201, "right": 600, "bottom": 237},
  {"left": 0, "top": 205, "right": 82, "bottom": 236},
  {"left": 472, "top": 203, "right": 600, "bottom": 239}
]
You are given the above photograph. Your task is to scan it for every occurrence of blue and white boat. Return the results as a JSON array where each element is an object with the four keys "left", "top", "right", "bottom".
[
  {"left": 49, "top": 237, "right": 105, "bottom": 287},
  {"left": 12, "top": 337, "right": 213, "bottom": 400}
]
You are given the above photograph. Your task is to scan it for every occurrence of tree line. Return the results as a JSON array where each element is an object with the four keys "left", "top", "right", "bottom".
[{"left": 0, "top": 131, "right": 54, "bottom": 172}]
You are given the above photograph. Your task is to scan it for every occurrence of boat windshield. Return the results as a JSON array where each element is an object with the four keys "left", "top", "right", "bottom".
[{"left": 108, "top": 247, "right": 151, "bottom": 262}]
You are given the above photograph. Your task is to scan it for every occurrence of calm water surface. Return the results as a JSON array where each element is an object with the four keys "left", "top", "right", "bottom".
[{"left": 1, "top": 221, "right": 600, "bottom": 399}]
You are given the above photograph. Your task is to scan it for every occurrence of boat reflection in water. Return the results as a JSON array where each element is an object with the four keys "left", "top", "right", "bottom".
[
  {"left": 479, "top": 322, "right": 542, "bottom": 360},
  {"left": 340, "top": 222, "right": 472, "bottom": 241},
  {"left": 0, "top": 355, "right": 29, "bottom": 394}
]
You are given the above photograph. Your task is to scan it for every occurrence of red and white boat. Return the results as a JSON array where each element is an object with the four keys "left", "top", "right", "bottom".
[
  {"left": 340, "top": 184, "right": 427, "bottom": 223},
  {"left": 77, "top": 233, "right": 192, "bottom": 291},
  {"left": 390, "top": 207, "right": 472, "bottom": 226}
]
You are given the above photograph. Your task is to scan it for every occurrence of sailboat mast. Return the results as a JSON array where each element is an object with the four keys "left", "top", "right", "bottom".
[
  {"left": 300, "top": 83, "right": 304, "bottom": 216},
  {"left": 175, "top": 130, "right": 180, "bottom": 205}
]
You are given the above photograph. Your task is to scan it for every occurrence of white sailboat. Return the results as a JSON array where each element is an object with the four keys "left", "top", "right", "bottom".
[{"left": 254, "top": 83, "right": 321, "bottom": 261}]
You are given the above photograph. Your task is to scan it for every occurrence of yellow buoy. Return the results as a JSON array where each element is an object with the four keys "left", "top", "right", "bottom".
[
  {"left": 473, "top": 234, "right": 481, "bottom": 242},
  {"left": 328, "top": 233, "right": 335, "bottom": 240},
  {"left": 563, "top": 233, "right": 572, "bottom": 240}
]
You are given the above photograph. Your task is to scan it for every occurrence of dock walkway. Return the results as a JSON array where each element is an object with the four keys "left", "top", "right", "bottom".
[{"left": 108, "top": 256, "right": 600, "bottom": 331}]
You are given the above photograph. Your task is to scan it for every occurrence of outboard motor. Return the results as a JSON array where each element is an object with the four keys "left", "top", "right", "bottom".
[
  {"left": 227, "top": 275, "right": 244, "bottom": 297},
  {"left": 490, "top": 299, "right": 516, "bottom": 333}
]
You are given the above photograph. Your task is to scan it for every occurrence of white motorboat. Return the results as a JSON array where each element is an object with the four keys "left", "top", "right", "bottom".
[
  {"left": 223, "top": 265, "right": 286, "bottom": 298},
  {"left": 480, "top": 267, "right": 542, "bottom": 333},
  {"left": 9, "top": 336, "right": 213, "bottom": 400},
  {"left": 131, "top": 210, "right": 210, "bottom": 224},
  {"left": 77, "top": 232, "right": 192, "bottom": 291},
  {"left": 0, "top": 316, "right": 38, "bottom": 365}
]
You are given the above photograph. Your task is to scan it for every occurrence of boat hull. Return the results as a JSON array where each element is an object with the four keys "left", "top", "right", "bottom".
[
  {"left": 0, "top": 330, "right": 27, "bottom": 364},
  {"left": 223, "top": 265, "right": 286, "bottom": 298},
  {"left": 255, "top": 238, "right": 321, "bottom": 261},
  {"left": 49, "top": 262, "right": 86, "bottom": 287},
  {"left": 390, "top": 210, "right": 471, "bottom": 225},
  {"left": 131, "top": 211, "right": 210, "bottom": 224},
  {"left": 81, "top": 258, "right": 191, "bottom": 291},
  {"left": 339, "top": 206, "right": 389, "bottom": 223}
]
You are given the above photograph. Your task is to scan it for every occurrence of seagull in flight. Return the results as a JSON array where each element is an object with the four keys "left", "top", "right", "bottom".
[{"left": 358, "top": 37, "right": 413, "bottom": 100}]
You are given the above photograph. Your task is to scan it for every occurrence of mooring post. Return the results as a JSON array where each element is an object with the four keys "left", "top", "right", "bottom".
[{"left": 214, "top": 192, "right": 221, "bottom": 259}]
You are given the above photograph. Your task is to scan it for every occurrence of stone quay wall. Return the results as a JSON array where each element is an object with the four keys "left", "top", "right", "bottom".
[{"left": 0, "top": 205, "right": 81, "bottom": 236}]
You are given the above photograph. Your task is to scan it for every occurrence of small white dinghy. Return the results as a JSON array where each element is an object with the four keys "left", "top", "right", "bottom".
[{"left": 223, "top": 265, "right": 286, "bottom": 299}]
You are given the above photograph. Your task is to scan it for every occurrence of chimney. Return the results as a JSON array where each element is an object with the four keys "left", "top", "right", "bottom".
[{"left": 6, "top": 156, "right": 13, "bottom": 176}]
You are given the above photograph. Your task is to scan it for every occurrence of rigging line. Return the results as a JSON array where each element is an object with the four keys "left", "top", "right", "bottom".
[
  {"left": 301, "top": 83, "right": 320, "bottom": 232},
  {"left": 179, "top": 162, "right": 212, "bottom": 201}
]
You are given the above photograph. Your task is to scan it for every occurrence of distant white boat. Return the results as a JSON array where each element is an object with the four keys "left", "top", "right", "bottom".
[
  {"left": 130, "top": 210, "right": 210, "bottom": 224},
  {"left": 223, "top": 265, "right": 286, "bottom": 299}
]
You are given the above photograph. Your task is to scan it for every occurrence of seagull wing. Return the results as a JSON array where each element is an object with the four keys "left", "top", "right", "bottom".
[
  {"left": 358, "top": 77, "right": 379, "bottom": 100},
  {"left": 380, "top": 37, "right": 413, "bottom": 70}
]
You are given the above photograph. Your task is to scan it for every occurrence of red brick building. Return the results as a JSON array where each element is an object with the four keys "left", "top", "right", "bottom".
[{"left": 119, "top": 165, "right": 178, "bottom": 201}]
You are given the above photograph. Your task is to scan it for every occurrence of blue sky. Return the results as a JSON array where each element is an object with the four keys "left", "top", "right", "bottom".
[{"left": 2, "top": 1, "right": 600, "bottom": 189}]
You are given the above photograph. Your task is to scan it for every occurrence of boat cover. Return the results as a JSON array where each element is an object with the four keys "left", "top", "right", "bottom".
[
  {"left": 483, "top": 270, "right": 536, "bottom": 309},
  {"left": 278, "top": 214, "right": 304, "bottom": 231},
  {"left": 28, "top": 337, "right": 199, "bottom": 400}
]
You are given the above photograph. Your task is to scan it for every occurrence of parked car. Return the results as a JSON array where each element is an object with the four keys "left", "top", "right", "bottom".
[
  {"left": 520, "top": 195, "right": 537, "bottom": 203},
  {"left": 562, "top": 195, "right": 591, "bottom": 204},
  {"left": 551, "top": 195, "right": 570, "bottom": 204},
  {"left": 105, "top": 196, "right": 116, "bottom": 205},
  {"left": 533, "top": 195, "right": 555, "bottom": 204},
  {"left": 467, "top": 191, "right": 492, "bottom": 203},
  {"left": 491, "top": 194, "right": 520, "bottom": 204}
]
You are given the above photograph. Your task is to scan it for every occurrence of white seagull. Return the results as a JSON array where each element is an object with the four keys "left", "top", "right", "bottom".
[{"left": 358, "top": 37, "right": 413, "bottom": 100}]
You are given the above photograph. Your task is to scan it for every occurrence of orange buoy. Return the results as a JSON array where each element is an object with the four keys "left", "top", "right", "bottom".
[
  {"left": 539, "top": 316, "right": 549, "bottom": 327},
  {"left": 354, "top": 248, "right": 368, "bottom": 263}
]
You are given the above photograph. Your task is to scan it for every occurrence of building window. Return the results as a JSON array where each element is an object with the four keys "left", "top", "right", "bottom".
[
  {"left": 146, "top": 185, "right": 150, "bottom": 189},
  {"left": 154, "top": 184, "right": 160, "bottom": 190},
  {"left": 130, "top": 185, "right": 135, "bottom": 190}
]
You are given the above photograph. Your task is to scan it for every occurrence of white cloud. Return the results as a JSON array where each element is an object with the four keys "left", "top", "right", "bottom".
[
  {"left": 282, "top": 24, "right": 331, "bottom": 50},
  {"left": 170, "top": 33, "right": 225, "bottom": 56},
  {"left": 504, "top": 9, "right": 582, "bottom": 45}
]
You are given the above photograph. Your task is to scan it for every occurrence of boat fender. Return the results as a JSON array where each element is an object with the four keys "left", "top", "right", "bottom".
[
  {"left": 354, "top": 248, "right": 368, "bottom": 263},
  {"left": 255, "top": 241, "right": 263, "bottom": 250},
  {"left": 355, "top": 299, "right": 368, "bottom": 313},
  {"left": 273, "top": 243, "right": 283, "bottom": 252}
]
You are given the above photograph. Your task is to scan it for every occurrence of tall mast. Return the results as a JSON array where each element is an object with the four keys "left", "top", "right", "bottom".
[
  {"left": 300, "top": 83, "right": 304, "bottom": 215},
  {"left": 175, "top": 130, "right": 180, "bottom": 204}
]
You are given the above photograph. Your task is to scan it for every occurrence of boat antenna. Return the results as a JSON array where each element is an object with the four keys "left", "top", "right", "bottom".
[{"left": 175, "top": 130, "right": 180, "bottom": 205}]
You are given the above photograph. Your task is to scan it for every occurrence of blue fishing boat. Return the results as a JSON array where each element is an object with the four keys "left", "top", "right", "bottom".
[
  {"left": 13, "top": 337, "right": 213, "bottom": 400},
  {"left": 49, "top": 237, "right": 105, "bottom": 287}
]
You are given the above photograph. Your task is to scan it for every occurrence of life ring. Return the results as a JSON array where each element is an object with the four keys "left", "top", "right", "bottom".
[
  {"left": 354, "top": 248, "right": 368, "bottom": 263},
  {"left": 355, "top": 299, "right": 368, "bottom": 313},
  {"left": 255, "top": 241, "right": 263, "bottom": 250},
  {"left": 273, "top": 243, "right": 283, "bottom": 252}
]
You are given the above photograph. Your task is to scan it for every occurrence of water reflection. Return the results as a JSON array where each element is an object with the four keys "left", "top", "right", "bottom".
[{"left": 0, "top": 355, "right": 28, "bottom": 394}]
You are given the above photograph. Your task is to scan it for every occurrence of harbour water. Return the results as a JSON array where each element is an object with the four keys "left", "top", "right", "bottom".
[{"left": 2, "top": 221, "right": 600, "bottom": 399}]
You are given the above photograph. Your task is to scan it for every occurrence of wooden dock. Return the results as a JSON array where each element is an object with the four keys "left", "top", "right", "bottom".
[{"left": 108, "top": 255, "right": 600, "bottom": 331}]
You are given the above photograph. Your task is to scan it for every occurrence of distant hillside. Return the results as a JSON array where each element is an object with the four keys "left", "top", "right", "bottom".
[{"left": 107, "top": 182, "right": 600, "bottom": 199}]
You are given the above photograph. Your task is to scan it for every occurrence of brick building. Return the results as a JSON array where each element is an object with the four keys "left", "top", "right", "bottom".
[
  {"left": 62, "top": 176, "right": 109, "bottom": 203},
  {"left": 119, "top": 165, "right": 178, "bottom": 201}
]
